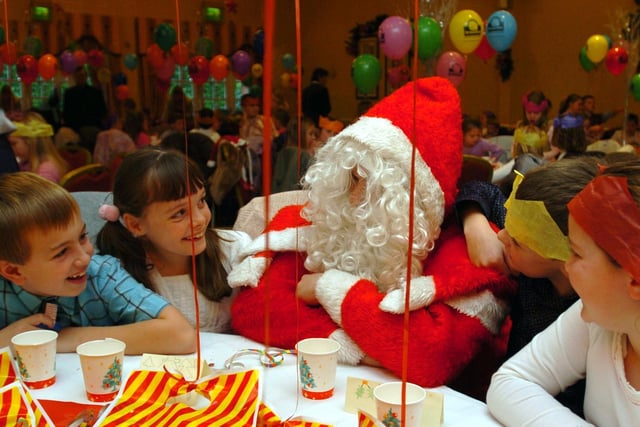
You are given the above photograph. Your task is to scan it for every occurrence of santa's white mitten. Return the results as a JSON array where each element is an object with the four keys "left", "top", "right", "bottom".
[{"left": 379, "top": 276, "right": 436, "bottom": 313}]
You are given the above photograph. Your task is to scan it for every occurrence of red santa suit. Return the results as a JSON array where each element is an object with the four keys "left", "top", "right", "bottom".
[{"left": 229, "top": 77, "right": 516, "bottom": 391}]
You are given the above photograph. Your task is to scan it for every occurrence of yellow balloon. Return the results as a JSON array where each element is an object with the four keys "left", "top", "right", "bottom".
[
  {"left": 449, "top": 9, "right": 484, "bottom": 54},
  {"left": 251, "top": 63, "right": 263, "bottom": 79},
  {"left": 586, "top": 34, "right": 608, "bottom": 63},
  {"left": 280, "top": 72, "right": 290, "bottom": 87}
]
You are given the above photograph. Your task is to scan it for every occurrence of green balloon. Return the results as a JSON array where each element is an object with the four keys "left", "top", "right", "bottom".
[
  {"left": 352, "top": 54, "right": 381, "bottom": 94},
  {"left": 0, "top": 26, "right": 5, "bottom": 45},
  {"left": 416, "top": 16, "right": 442, "bottom": 60},
  {"left": 23, "top": 36, "right": 43, "bottom": 58},
  {"left": 154, "top": 23, "right": 177, "bottom": 52},
  {"left": 195, "top": 37, "right": 214, "bottom": 59},
  {"left": 579, "top": 46, "right": 595, "bottom": 72},
  {"left": 631, "top": 74, "right": 640, "bottom": 101}
]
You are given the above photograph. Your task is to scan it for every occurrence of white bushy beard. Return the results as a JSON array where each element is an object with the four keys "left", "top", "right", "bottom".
[{"left": 301, "top": 137, "right": 438, "bottom": 293}]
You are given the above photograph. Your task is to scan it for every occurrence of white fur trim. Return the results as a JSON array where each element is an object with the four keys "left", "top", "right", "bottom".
[
  {"left": 339, "top": 116, "right": 445, "bottom": 227},
  {"left": 227, "top": 256, "right": 269, "bottom": 288},
  {"left": 329, "top": 329, "right": 365, "bottom": 365},
  {"left": 315, "top": 269, "right": 360, "bottom": 326},
  {"left": 445, "top": 290, "right": 509, "bottom": 335},
  {"left": 378, "top": 276, "right": 436, "bottom": 313},
  {"left": 237, "top": 226, "right": 309, "bottom": 259}
]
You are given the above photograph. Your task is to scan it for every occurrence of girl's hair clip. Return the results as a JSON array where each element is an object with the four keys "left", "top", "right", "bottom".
[{"left": 98, "top": 204, "right": 121, "bottom": 222}]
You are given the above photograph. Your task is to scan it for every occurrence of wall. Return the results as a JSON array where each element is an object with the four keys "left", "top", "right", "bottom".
[{"left": 297, "top": 0, "right": 638, "bottom": 126}]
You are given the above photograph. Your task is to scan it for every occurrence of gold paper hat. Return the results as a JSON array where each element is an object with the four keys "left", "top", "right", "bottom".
[
  {"left": 11, "top": 120, "right": 54, "bottom": 138},
  {"left": 504, "top": 171, "right": 571, "bottom": 261}
]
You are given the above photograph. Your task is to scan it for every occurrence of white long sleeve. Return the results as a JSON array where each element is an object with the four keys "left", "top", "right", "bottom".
[{"left": 487, "top": 300, "right": 640, "bottom": 427}]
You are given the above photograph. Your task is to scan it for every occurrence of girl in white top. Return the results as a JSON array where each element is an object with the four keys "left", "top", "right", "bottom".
[
  {"left": 96, "top": 148, "right": 251, "bottom": 332},
  {"left": 487, "top": 159, "right": 640, "bottom": 426}
]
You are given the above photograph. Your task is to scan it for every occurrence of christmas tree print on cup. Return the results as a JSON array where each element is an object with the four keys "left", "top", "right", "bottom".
[
  {"left": 374, "top": 381, "right": 426, "bottom": 427},
  {"left": 11, "top": 329, "right": 58, "bottom": 389},
  {"left": 296, "top": 338, "right": 341, "bottom": 400},
  {"left": 76, "top": 338, "right": 126, "bottom": 402}
]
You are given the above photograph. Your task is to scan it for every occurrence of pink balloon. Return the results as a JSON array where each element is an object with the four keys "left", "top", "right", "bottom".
[
  {"left": 605, "top": 46, "right": 628, "bottom": 76},
  {"left": 436, "top": 51, "right": 466, "bottom": 87},
  {"left": 378, "top": 16, "right": 412, "bottom": 60}
]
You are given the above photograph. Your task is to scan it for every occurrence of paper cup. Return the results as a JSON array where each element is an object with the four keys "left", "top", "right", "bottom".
[
  {"left": 76, "top": 338, "right": 126, "bottom": 402},
  {"left": 296, "top": 337, "right": 340, "bottom": 400},
  {"left": 11, "top": 330, "right": 58, "bottom": 389},
  {"left": 374, "top": 382, "right": 426, "bottom": 427}
]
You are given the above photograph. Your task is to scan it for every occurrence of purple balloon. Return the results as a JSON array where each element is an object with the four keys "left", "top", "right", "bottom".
[
  {"left": 60, "top": 50, "right": 76, "bottom": 74},
  {"left": 378, "top": 16, "right": 413, "bottom": 60},
  {"left": 231, "top": 50, "right": 252, "bottom": 76}
]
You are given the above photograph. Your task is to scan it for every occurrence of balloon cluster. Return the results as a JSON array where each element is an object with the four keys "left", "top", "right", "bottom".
[
  {"left": 145, "top": 23, "right": 265, "bottom": 93},
  {"left": 579, "top": 34, "right": 629, "bottom": 77},
  {"left": 438, "top": 9, "right": 517, "bottom": 87},
  {"left": 280, "top": 53, "right": 298, "bottom": 89},
  {"left": 351, "top": 10, "right": 517, "bottom": 92}
]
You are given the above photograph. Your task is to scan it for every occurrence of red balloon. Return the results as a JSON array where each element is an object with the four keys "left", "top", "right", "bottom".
[
  {"left": 171, "top": 43, "right": 189, "bottom": 66},
  {"left": 17, "top": 55, "right": 38, "bottom": 84},
  {"left": 146, "top": 44, "right": 164, "bottom": 69},
  {"left": 188, "top": 55, "right": 210, "bottom": 85},
  {"left": 387, "top": 64, "right": 410, "bottom": 90},
  {"left": 605, "top": 46, "right": 628, "bottom": 76},
  {"left": 156, "top": 56, "right": 175, "bottom": 80},
  {"left": 87, "top": 49, "right": 104, "bottom": 68},
  {"left": 73, "top": 49, "right": 87, "bottom": 67},
  {"left": 115, "top": 84, "right": 130, "bottom": 101},
  {"left": 38, "top": 54, "right": 58, "bottom": 80},
  {"left": 156, "top": 78, "right": 170, "bottom": 92},
  {"left": 0, "top": 42, "right": 18, "bottom": 65},
  {"left": 474, "top": 34, "right": 496, "bottom": 62},
  {"left": 209, "top": 55, "right": 230, "bottom": 81}
]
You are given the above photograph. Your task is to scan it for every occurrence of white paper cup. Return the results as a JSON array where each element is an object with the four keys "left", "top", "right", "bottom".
[
  {"left": 374, "top": 381, "right": 426, "bottom": 427},
  {"left": 76, "top": 338, "right": 126, "bottom": 402},
  {"left": 296, "top": 338, "right": 341, "bottom": 400},
  {"left": 11, "top": 330, "right": 58, "bottom": 389}
]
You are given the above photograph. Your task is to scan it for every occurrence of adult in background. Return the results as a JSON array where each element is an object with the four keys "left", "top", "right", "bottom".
[
  {"left": 302, "top": 67, "right": 331, "bottom": 125},
  {"left": 62, "top": 66, "right": 108, "bottom": 153}
]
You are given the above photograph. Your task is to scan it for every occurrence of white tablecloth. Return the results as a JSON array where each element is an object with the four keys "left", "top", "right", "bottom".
[{"left": 30, "top": 332, "right": 501, "bottom": 427}]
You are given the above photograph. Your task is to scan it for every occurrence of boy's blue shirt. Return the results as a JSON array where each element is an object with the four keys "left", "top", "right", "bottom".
[{"left": 0, "top": 254, "right": 169, "bottom": 329}]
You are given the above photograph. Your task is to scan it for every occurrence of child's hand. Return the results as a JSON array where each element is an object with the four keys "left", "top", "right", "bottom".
[
  {"left": 0, "top": 314, "right": 55, "bottom": 347},
  {"left": 296, "top": 273, "right": 322, "bottom": 306}
]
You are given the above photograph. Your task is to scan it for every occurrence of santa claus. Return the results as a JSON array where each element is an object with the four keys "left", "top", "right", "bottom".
[{"left": 228, "top": 77, "right": 516, "bottom": 392}]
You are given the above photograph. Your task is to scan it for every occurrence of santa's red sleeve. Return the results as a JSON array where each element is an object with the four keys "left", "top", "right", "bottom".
[
  {"left": 314, "top": 223, "right": 516, "bottom": 389},
  {"left": 229, "top": 204, "right": 367, "bottom": 364}
]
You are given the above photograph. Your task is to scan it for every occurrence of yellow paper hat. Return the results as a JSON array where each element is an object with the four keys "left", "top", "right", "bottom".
[
  {"left": 504, "top": 171, "right": 571, "bottom": 261},
  {"left": 11, "top": 120, "right": 54, "bottom": 138}
]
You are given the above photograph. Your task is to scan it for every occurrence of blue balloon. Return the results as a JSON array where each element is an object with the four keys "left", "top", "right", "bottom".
[
  {"left": 485, "top": 10, "right": 517, "bottom": 52},
  {"left": 253, "top": 30, "right": 265, "bottom": 61}
]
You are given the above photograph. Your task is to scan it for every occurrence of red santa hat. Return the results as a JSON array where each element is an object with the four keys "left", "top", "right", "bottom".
[{"left": 342, "top": 77, "right": 462, "bottom": 217}]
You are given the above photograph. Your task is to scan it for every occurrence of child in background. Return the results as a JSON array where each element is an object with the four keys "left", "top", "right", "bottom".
[
  {"left": 462, "top": 116, "right": 505, "bottom": 163},
  {"left": 9, "top": 112, "right": 69, "bottom": 183},
  {"left": 0, "top": 172, "right": 196, "bottom": 354},
  {"left": 97, "top": 148, "right": 251, "bottom": 332},
  {"left": 190, "top": 107, "right": 221, "bottom": 144},
  {"left": 316, "top": 115, "right": 345, "bottom": 153},
  {"left": 272, "top": 117, "right": 318, "bottom": 193},
  {"left": 457, "top": 157, "right": 600, "bottom": 414},
  {"left": 512, "top": 91, "right": 551, "bottom": 158},
  {"left": 487, "top": 159, "right": 640, "bottom": 426},
  {"left": 612, "top": 113, "right": 640, "bottom": 149}
]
